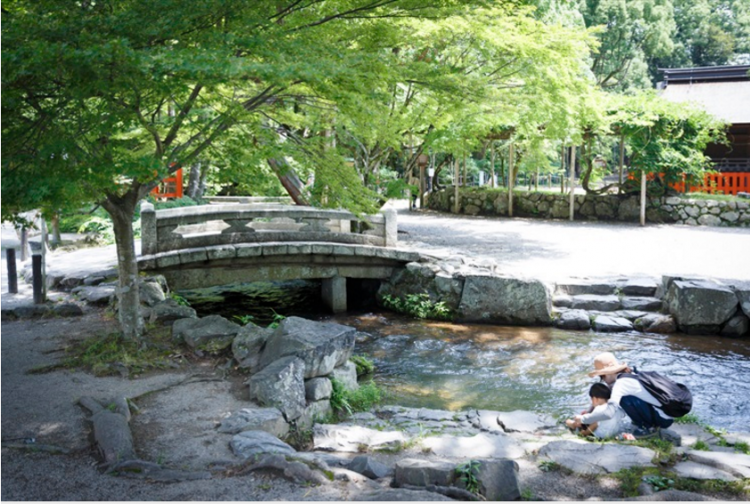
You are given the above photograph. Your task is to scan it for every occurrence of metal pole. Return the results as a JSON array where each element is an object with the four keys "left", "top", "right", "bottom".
[
  {"left": 32, "top": 254, "right": 44, "bottom": 304},
  {"left": 6, "top": 248, "right": 18, "bottom": 294}
]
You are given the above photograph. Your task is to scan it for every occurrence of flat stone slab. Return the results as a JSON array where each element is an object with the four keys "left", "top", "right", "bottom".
[
  {"left": 673, "top": 461, "right": 738, "bottom": 481},
  {"left": 620, "top": 297, "right": 663, "bottom": 311},
  {"left": 218, "top": 407, "right": 289, "bottom": 437},
  {"left": 592, "top": 315, "right": 634, "bottom": 332},
  {"left": 494, "top": 410, "right": 557, "bottom": 433},
  {"left": 359, "top": 489, "right": 453, "bottom": 501},
  {"left": 313, "top": 424, "right": 406, "bottom": 453},
  {"left": 686, "top": 450, "right": 750, "bottom": 478},
  {"left": 421, "top": 432, "right": 526, "bottom": 459},
  {"left": 230, "top": 430, "right": 296, "bottom": 459},
  {"left": 570, "top": 294, "right": 621, "bottom": 311},
  {"left": 556, "top": 281, "right": 616, "bottom": 296},
  {"left": 538, "top": 440, "right": 655, "bottom": 475},
  {"left": 619, "top": 278, "right": 658, "bottom": 297}
]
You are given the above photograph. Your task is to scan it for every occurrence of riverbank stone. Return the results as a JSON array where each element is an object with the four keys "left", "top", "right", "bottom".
[
  {"left": 666, "top": 280, "right": 739, "bottom": 330},
  {"left": 634, "top": 313, "right": 677, "bottom": 334},
  {"left": 457, "top": 275, "right": 552, "bottom": 326},
  {"left": 313, "top": 424, "right": 406, "bottom": 453},
  {"left": 149, "top": 299, "right": 197, "bottom": 325},
  {"left": 218, "top": 407, "right": 289, "bottom": 437},
  {"left": 259, "top": 316, "right": 355, "bottom": 378},
  {"left": 248, "top": 356, "right": 306, "bottom": 421},
  {"left": 232, "top": 324, "right": 273, "bottom": 372},
  {"left": 685, "top": 450, "right": 750, "bottom": 478},
  {"left": 592, "top": 315, "right": 634, "bottom": 332},
  {"left": 495, "top": 410, "right": 558, "bottom": 433},
  {"left": 538, "top": 440, "right": 655, "bottom": 475},
  {"left": 347, "top": 455, "right": 392, "bottom": 479},
  {"left": 393, "top": 458, "right": 457, "bottom": 487},
  {"left": 421, "top": 432, "right": 526, "bottom": 459},
  {"left": 570, "top": 294, "right": 620, "bottom": 311},
  {"left": 555, "top": 309, "right": 591, "bottom": 330},
  {"left": 229, "top": 430, "right": 296, "bottom": 459},
  {"left": 477, "top": 459, "right": 521, "bottom": 501},
  {"left": 673, "top": 461, "right": 738, "bottom": 482},
  {"left": 172, "top": 314, "right": 240, "bottom": 352},
  {"left": 305, "top": 377, "right": 333, "bottom": 401},
  {"left": 359, "top": 488, "right": 453, "bottom": 501},
  {"left": 331, "top": 361, "right": 359, "bottom": 391},
  {"left": 721, "top": 314, "right": 750, "bottom": 337}
]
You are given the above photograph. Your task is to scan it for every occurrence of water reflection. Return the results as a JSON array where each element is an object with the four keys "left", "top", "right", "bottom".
[{"left": 325, "top": 312, "right": 750, "bottom": 432}]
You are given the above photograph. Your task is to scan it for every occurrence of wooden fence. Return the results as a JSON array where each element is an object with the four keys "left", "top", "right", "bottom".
[{"left": 630, "top": 171, "right": 750, "bottom": 196}]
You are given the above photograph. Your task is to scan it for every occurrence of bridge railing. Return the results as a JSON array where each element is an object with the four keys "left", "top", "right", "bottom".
[{"left": 140, "top": 203, "right": 397, "bottom": 255}]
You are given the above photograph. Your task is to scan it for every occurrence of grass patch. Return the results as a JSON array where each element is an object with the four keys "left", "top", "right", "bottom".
[
  {"left": 29, "top": 328, "right": 183, "bottom": 377},
  {"left": 380, "top": 293, "right": 454, "bottom": 321},
  {"left": 350, "top": 355, "right": 375, "bottom": 376},
  {"left": 674, "top": 413, "right": 701, "bottom": 424},
  {"left": 692, "top": 440, "right": 711, "bottom": 451},
  {"left": 674, "top": 477, "right": 749, "bottom": 498},
  {"left": 330, "top": 379, "right": 383, "bottom": 418}
]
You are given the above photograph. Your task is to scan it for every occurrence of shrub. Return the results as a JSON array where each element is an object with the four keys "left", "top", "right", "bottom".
[{"left": 380, "top": 292, "right": 453, "bottom": 321}]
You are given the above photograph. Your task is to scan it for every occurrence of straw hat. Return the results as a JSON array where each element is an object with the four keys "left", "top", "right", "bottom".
[{"left": 588, "top": 352, "right": 629, "bottom": 377}]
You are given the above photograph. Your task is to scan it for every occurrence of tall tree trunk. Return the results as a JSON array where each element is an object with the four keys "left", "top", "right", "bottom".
[
  {"left": 490, "top": 142, "right": 496, "bottom": 188},
  {"left": 186, "top": 162, "right": 204, "bottom": 200},
  {"left": 102, "top": 191, "right": 143, "bottom": 341},
  {"left": 267, "top": 158, "right": 309, "bottom": 205}
]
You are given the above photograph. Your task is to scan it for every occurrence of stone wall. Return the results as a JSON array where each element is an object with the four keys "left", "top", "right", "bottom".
[{"left": 427, "top": 188, "right": 750, "bottom": 227}]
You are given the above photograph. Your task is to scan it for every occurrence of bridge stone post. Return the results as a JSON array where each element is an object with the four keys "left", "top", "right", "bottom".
[
  {"left": 383, "top": 208, "right": 397, "bottom": 247},
  {"left": 322, "top": 276, "right": 347, "bottom": 313},
  {"left": 140, "top": 201, "right": 157, "bottom": 256}
]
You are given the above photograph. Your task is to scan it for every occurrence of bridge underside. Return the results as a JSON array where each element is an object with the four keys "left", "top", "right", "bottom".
[{"left": 138, "top": 242, "right": 421, "bottom": 313}]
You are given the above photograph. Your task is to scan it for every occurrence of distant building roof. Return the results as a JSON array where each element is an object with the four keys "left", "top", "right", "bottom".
[{"left": 658, "top": 65, "right": 750, "bottom": 124}]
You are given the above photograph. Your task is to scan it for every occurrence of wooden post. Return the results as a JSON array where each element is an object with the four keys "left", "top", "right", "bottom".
[
  {"left": 20, "top": 228, "right": 28, "bottom": 262},
  {"left": 569, "top": 146, "right": 576, "bottom": 221},
  {"left": 508, "top": 143, "right": 515, "bottom": 217},
  {"left": 640, "top": 170, "right": 647, "bottom": 226},
  {"left": 453, "top": 158, "right": 460, "bottom": 214},
  {"left": 6, "top": 248, "right": 18, "bottom": 294}
]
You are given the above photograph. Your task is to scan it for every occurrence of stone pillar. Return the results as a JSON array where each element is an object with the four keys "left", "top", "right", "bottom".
[
  {"left": 322, "top": 276, "right": 347, "bottom": 314},
  {"left": 382, "top": 208, "right": 397, "bottom": 247},
  {"left": 140, "top": 201, "right": 157, "bottom": 255}
]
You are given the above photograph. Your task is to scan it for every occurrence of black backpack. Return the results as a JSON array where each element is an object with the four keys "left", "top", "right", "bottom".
[{"left": 620, "top": 371, "right": 693, "bottom": 418}]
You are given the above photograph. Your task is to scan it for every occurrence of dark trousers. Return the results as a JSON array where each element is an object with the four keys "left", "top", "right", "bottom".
[{"left": 620, "top": 396, "right": 674, "bottom": 429}]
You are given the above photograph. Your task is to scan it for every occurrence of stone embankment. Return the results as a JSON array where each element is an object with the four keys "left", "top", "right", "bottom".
[{"left": 428, "top": 188, "right": 750, "bottom": 227}]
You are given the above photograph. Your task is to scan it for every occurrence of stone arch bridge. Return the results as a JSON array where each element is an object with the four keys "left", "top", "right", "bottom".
[{"left": 137, "top": 202, "right": 422, "bottom": 313}]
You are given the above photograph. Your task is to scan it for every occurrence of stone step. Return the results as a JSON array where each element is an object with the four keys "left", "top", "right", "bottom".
[
  {"left": 554, "top": 278, "right": 659, "bottom": 298},
  {"left": 617, "top": 278, "right": 659, "bottom": 297},
  {"left": 555, "top": 281, "right": 617, "bottom": 296},
  {"left": 568, "top": 294, "right": 621, "bottom": 311},
  {"left": 554, "top": 295, "right": 663, "bottom": 313},
  {"left": 620, "top": 297, "right": 663, "bottom": 311}
]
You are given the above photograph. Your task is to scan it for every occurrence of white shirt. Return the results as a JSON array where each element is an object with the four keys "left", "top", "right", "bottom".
[
  {"left": 590, "top": 403, "right": 631, "bottom": 439},
  {"left": 578, "top": 376, "right": 672, "bottom": 425}
]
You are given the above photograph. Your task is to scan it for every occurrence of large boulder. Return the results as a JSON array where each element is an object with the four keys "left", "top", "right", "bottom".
[
  {"left": 666, "top": 280, "right": 739, "bottom": 333},
  {"left": 172, "top": 315, "right": 240, "bottom": 352},
  {"left": 248, "top": 356, "right": 306, "bottom": 421},
  {"left": 457, "top": 275, "right": 552, "bottom": 325},
  {"left": 348, "top": 455, "right": 392, "bottom": 480},
  {"left": 139, "top": 280, "right": 167, "bottom": 307},
  {"left": 232, "top": 324, "right": 273, "bottom": 372},
  {"left": 476, "top": 459, "right": 521, "bottom": 501},
  {"left": 555, "top": 309, "right": 591, "bottom": 330},
  {"left": 393, "top": 458, "right": 456, "bottom": 488},
  {"left": 149, "top": 299, "right": 197, "bottom": 326},
  {"left": 259, "top": 317, "right": 356, "bottom": 378},
  {"left": 217, "top": 407, "right": 289, "bottom": 438}
]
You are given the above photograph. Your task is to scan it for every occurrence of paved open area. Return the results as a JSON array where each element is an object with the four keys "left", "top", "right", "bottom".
[{"left": 394, "top": 201, "right": 750, "bottom": 283}]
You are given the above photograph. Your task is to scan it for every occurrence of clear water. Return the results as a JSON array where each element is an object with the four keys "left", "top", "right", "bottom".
[{"left": 325, "top": 313, "right": 750, "bottom": 432}]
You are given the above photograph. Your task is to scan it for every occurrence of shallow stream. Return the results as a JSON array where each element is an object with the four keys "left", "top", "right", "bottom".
[{"left": 325, "top": 312, "right": 750, "bottom": 433}]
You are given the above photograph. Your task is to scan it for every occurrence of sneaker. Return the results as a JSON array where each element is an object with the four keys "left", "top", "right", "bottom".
[{"left": 632, "top": 427, "right": 660, "bottom": 439}]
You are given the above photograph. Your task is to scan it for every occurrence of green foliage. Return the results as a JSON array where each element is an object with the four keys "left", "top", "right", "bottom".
[
  {"left": 692, "top": 440, "right": 711, "bottom": 451},
  {"left": 77, "top": 216, "right": 116, "bottom": 245},
  {"left": 351, "top": 355, "right": 375, "bottom": 377},
  {"left": 538, "top": 460, "right": 561, "bottom": 472},
  {"left": 455, "top": 460, "right": 481, "bottom": 495},
  {"left": 329, "top": 379, "right": 383, "bottom": 418},
  {"left": 674, "top": 413, "right": 701, "bottom": 424},
  {"left": 170, "top": 293, "right": 191, "bottom": 307},
  {"left": 234, "top": 314, "right": 256, "bottom": 326},
  {"left": 644, "top": 475, "right": 675, "bottom": 492},
  {"left": 734, "top": 441, "right": 749, "bottom": 455},
  {"left": 267, "top": 311, "right": 286, "bottom": 329},
  {"left": 380, "top": 293, "right": 454, "bottom": 321},
  {"left": 34, "top": 330, "right": 181, "bottom": 377}
]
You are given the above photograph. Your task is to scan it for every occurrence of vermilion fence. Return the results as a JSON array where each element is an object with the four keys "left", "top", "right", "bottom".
[
  {"left": 151, "top": 168, "right": 183, "bottom": 199},
  {"left": 630, "top": 171, "right": 750, "bottom": 196}
]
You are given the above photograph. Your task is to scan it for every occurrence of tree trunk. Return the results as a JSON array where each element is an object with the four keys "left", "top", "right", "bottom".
[
  {"left": 569, "top": 146, "right": 577, "bottom": 221},
  {"left": 102, "top": 192, "right": 143, "bottom": 341},
  {"left": 186, "top": 162, "right": 204, "bottom": 200},
  {"left": 618, "top": 136, "right": 625, "bottom": 194},
  {"left": 50, "top": 214, "right": 62, "bottom": 246},
  {"left": 267, "top": 158, "right": 309, "bottom": 205},
  {"left": 508, "top": 143, "right": 515, "bottom": 217},
  {"left": 490, "top": 142, "right": 496, "bottom": 188}
]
